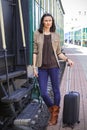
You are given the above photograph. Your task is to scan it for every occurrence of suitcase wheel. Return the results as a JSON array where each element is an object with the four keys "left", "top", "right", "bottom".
[{"left": 62, "top": 123, "right": 74, "bottom": 129}]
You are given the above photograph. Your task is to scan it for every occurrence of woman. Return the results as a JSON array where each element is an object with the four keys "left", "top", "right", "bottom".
[{"left": 33, "top": 13, "right": 74, "bottom": 126}]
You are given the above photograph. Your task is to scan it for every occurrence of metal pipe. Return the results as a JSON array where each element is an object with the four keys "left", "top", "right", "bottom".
[
  {"left": 0, "top": 0, "right": 6, "bottom": 49},
  {"left": 18, "top": 0, "right": 26, "bottom": 47},
  {"left": 0, "top": 0, "right": 10, "bottom": 96},
  {"left": 18, "top": 0, "right": 28, "bottom": 79}
]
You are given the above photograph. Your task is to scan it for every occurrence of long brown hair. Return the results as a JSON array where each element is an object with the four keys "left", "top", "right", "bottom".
[{"left": 38, "top": 13, "right": 56, "bottom": 33}]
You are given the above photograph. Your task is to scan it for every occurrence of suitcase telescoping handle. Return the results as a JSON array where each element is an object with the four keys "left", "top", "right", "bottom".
[{"left": 66, "top": 64, "right": 72, "bottom": 93}]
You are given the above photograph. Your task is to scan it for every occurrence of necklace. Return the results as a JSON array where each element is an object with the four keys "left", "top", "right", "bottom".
[{"left": 43, "top": 31, "right": 51, "bottom": 35}]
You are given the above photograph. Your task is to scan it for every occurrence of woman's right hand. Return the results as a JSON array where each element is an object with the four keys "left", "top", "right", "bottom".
[{"left": 33, "top": 68, "right": 38, "bottom": 77}]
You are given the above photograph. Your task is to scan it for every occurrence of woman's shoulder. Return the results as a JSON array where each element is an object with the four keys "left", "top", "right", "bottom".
[
  {"left": 54, "top": 31, "right": 59, "bottom": 36},
  {"left": 34, "top": 30, "right": 40, "bottom": 35},
  {"left": 52, "top": 32, "right": 60, "bottom": 38}
]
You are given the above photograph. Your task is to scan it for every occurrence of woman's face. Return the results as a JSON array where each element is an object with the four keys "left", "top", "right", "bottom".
[{"left": 43, "top": 16, "right": 52, "bottom": 30}]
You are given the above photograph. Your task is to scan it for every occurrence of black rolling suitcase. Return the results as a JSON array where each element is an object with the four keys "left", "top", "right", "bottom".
[{"left": 62, "top": 65, "right": 80, "bottom": 128}]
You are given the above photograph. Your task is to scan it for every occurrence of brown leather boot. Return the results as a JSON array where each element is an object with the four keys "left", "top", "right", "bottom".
[
  {"left": 48, "top": 106, "right": 53, "bottom": 122},
  {"left": 48, "top": 105, "right": 60, "bottom": 126}
]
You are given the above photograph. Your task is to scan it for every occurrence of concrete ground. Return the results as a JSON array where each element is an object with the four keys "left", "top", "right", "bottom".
[{"left": 47, "top": 44, "right": 87, "bottom": 130}]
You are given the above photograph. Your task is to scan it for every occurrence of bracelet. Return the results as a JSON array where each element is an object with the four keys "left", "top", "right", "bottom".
[{"left": 66, "top": 58, "right": 68, "bottom": 62}]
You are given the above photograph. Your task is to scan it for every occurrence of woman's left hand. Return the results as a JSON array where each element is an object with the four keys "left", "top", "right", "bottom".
[{"left": 67, "top": 59, "right": 74, "bottom": 67}]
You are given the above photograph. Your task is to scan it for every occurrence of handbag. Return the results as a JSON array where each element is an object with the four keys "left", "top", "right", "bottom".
[{"left": 31, "top": 77, "right": 42, "bottom": 104}]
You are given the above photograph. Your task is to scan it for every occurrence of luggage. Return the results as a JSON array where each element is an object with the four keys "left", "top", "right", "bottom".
[{"left": 62, "top": 65, "right": 80, "bottom": 128}]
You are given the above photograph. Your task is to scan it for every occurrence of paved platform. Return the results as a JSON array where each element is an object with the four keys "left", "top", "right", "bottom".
[{"left": 46, "top": 44, "right": 87, "bottom": 130}]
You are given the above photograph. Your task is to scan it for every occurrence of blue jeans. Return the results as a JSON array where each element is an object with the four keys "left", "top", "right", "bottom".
[{"left": 38, "top": 67, "right": 60, "bottom": 107}]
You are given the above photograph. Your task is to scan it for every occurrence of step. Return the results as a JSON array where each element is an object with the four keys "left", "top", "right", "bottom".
[
  {"left": 14, "top": 102, "right": 41, "bottom": 126},
  {"left": 1, "top": 83, "right": 33, "bottom": 103},
  {"left": 0, "top": 70, "right": 26, "bottom": 82}
]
